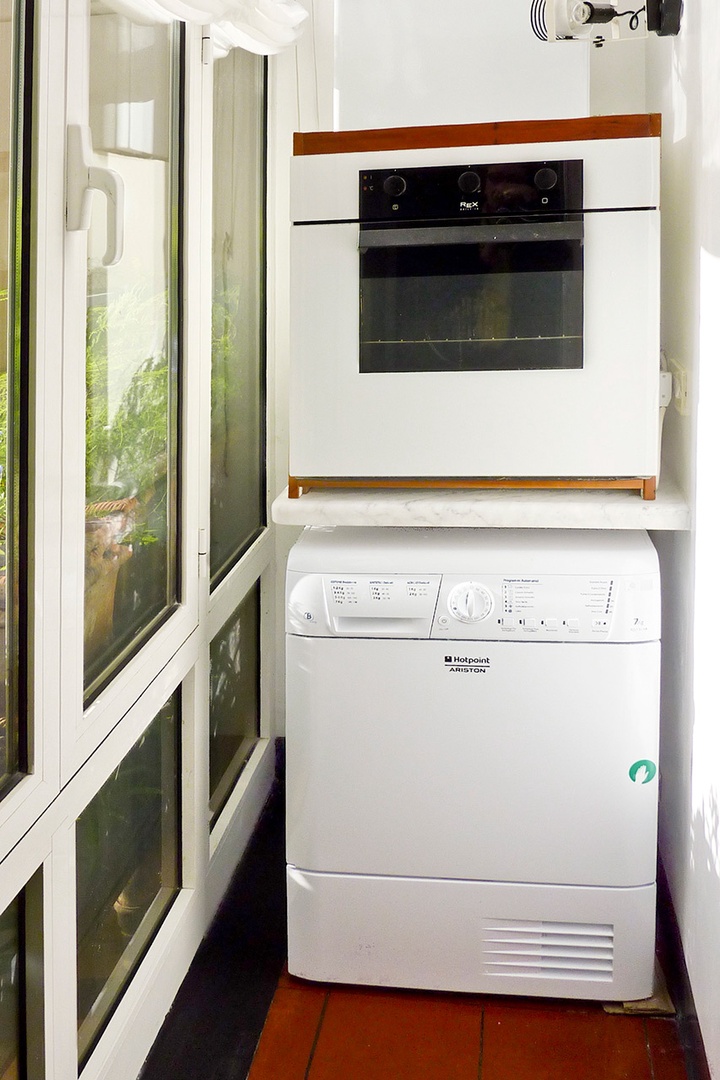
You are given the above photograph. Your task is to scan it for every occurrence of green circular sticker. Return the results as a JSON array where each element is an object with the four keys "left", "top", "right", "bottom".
[{"left": 629, "top": 759, "right": 657, "bottom": 785}]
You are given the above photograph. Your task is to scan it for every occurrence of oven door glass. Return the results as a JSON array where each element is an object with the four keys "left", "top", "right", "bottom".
[{"left": 359, "top": 220, "right": 583, "bottom": 373}]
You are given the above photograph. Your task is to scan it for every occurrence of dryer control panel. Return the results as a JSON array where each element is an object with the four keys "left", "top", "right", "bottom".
[
  {"left": 287, "top": 572, "right": 441, "bottom": 638},
  {"left": 287, "top": 569, "right": 659, "bottom": 643},
  {"left": 433, "top": 572, "right": 659, "bottom": 642}
]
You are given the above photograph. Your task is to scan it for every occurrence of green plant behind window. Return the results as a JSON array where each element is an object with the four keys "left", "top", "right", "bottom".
[
  {"left": 86, "top": 285, "right": 170, "bottom": 512},
  {"left": 84, "top": 285, "right": 172, "bottom": 680}
]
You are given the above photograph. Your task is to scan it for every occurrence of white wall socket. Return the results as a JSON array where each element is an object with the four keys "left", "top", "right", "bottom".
[{"left": 667, "top": 356, "right": 691, "bottom": 416}]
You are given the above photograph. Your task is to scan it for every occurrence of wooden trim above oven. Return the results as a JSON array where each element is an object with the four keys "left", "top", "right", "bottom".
[
  {"left": 288, "top": 476, "right": 658, "bottom": 501},
  {"left": 293, "top": 114, "right": 662, "bottom": 157}
]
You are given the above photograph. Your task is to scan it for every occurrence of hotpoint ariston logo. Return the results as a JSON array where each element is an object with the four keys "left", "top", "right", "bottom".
[{"left": 444, "top": 654, "right": 490, "bottom": 674}]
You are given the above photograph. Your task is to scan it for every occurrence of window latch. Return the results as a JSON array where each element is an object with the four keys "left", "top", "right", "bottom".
[{"left": 66, "top": 124, "right": 125, "bottom": 267}]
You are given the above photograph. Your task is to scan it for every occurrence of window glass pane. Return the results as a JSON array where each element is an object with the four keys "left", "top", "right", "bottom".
[
  {"left": 0, "top": 873, "right": 43, "bottom": 1080},
  {"left": 76, "top": 694, "right": 180, "bottom": 1063},
  {"left": 210, "top": 51, "right": 266, "bottom": 585},
  {"left": 209, "top": 584, "right": 259, "bottom": 824},
  {"left": 0, "top": 0, "right": 28, "bottom": 787},
  {"left": 84, "top": 8, "right": 182, "bottom": 697},
  {"left": 0, "top": 896, "right": 21, "bottom": 1077},
  {"left": 360, "top": 240, "right": 583, "bottom": 373}
]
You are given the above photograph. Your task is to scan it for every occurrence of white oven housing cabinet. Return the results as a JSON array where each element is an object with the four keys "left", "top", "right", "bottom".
[
  {"left": 286, "top": 526, "right": 661, "bottom": 1001},
  {"left": 289, "top": 118, "right": 661, "bottom": 493}
]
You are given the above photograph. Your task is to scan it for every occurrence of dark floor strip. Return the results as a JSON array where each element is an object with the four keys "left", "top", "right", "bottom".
[{"left": 138, "top": 780, "right": 287, "bottom": 1080}]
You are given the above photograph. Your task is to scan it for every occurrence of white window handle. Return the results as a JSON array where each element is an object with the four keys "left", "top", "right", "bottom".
[{"left": 66, "top": 124, "right": 125, "bottom": 267}]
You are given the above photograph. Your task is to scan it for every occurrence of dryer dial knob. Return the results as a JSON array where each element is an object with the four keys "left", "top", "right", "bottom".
[{"left": 448, "top": 582, "right": 494, "bottom": 623}]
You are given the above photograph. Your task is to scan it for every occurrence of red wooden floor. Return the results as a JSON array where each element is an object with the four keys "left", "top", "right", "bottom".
[{"left": 248, "top": 971, "right": 688, "bottom": 1080}]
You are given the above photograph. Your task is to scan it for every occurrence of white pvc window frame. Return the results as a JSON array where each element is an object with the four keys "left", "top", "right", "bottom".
[
  {"left": 0, "top": 1, "right": 284, "bottom": 1075},
  {"left": 59, "top": 0, "right": 202, "bottom": 783}
]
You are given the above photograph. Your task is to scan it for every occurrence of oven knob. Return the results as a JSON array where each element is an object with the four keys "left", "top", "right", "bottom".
[
  {"left": 383, "top": 174, "right": 407, "bottom": 197},
  {"left": 458, "top": 170, "right": 482, "bottom": 194},
  {"left": 448, "top": 582, "right": 494, "bottom": 623},
  {"left": 534, "top": 167, "right": 558, "bottom": 190}
]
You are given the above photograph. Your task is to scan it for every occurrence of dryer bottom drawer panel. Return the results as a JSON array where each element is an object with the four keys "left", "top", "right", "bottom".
[{"left": 287, "top": 868, "right": 655, "bottom": 1002}]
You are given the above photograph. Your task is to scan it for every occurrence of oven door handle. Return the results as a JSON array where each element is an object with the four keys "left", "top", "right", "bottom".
[{"left": 358, "top": 220, "right": 584, "bottom": 250}]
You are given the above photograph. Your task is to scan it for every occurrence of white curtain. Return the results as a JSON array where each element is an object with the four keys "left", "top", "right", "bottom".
[
  {"left": 108, "top": 0, "right": 309, "bottom": 55},
  {"left": 212, "top": 0, "right": 309, "bottom": 56}
]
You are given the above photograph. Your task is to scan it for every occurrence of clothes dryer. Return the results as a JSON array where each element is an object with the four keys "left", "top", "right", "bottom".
[{"left": 286, "top": 527, "right": 660, "bottom": 1000}]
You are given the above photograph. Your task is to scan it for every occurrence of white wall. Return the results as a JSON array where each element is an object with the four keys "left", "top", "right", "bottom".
[
  {"left": 588, "top": 36, "right": 647, "bottom": 115},
  {"left": 645, "top": 5, "right": 720, "bottom": 1075},
  {"left": 330, "top": 0, "right": 589, "bottom": 129}
]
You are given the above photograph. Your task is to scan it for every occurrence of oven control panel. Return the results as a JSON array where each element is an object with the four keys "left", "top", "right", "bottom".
[{"left": 359, "top": 159, "right": 583, "bottom": 222}]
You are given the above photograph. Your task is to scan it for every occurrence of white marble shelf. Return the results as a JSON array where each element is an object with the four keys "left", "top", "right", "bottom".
[{"left": 272, "top": 476, "right": 691, "bottom": 531}]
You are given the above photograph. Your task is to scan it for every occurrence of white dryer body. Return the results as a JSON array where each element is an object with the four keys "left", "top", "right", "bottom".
[{"left": 285, "top": 527, "right": 661, "bottom": 1001}]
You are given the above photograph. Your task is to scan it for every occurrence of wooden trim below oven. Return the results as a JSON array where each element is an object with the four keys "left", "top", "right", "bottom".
[
  {"left": 293, "top": 114, "right": 662, "bottom": 157},
  {"left": 288, "top": 476, "right": 658, "bottom": 500}
]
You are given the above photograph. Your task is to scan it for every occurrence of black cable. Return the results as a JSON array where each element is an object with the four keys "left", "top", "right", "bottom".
[{"left": 615, "top": 6, "right": 646, "bottom": 29}]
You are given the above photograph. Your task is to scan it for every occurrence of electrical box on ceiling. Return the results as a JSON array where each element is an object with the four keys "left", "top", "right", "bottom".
[{"left": 530, "top": 0, "right": 682, "bottom": 45}]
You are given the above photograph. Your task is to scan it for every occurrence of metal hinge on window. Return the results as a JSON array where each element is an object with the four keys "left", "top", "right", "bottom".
[{"left": 199, "top": 528, "right": 208, "bottom": 575}]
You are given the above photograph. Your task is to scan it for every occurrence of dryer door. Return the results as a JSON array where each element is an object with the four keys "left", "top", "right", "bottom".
[{"left": 286, "top": 635, "right": 659, "bottom": 888}]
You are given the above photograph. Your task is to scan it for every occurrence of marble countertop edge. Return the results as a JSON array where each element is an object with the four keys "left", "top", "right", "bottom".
[{"left": 271, "top": 477, "right": 691, "bottom": 531}]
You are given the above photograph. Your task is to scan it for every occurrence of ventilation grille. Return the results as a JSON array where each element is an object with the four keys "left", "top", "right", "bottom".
[{"left": 482, "top": 919, "right": 614, "bottom": 982}]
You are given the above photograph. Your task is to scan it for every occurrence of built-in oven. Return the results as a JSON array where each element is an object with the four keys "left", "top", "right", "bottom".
[
  {"left": 289, "top": 119, "right": 661, "bottom": 497},
  {"left": 359, "top": 160, "right": 584, "bottom": 375}
]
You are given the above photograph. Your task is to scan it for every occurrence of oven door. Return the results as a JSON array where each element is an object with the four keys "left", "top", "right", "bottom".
[
  {"left": 359, "top": 219, "right": 583, "bottom": 374},
  {"left": 289, "top": 210, "right": 660, "bottom": 480}
]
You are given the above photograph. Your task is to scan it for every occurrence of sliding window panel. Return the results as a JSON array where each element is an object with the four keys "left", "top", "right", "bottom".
[
  {"left": 76, "top": 691, "right": 180, "bottom": 1066},
  {"left": 43, "top": 626, "right": 200, "bottom": 1080},
  {"left": 209, "top": 583, "right": 260, "bottom": 827},
  {"left": 0, "top": 0, "right": 70, "bottom": 856},
  {"left": 210, "top": 50, "right": 266, "bottom": 587},
  {"left": 83, "top": 10, "right": 182, "bottom": 701},
  {"left": 0, "top": 870, "right": 44, "bottom": 1080},
  {"left": 0, "top": 0, "right": 29, "bottom": 797},
  {"left": 62, "top": 4, "right": 202, "bottom": 778},
  {"left": 0, "top": 895, "right": 23, "bottom": 1078}
]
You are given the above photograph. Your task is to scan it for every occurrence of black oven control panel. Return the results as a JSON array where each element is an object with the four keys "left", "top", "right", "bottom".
[{"left": 359, "top": 159, "right": 583, "bottom": 222}]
